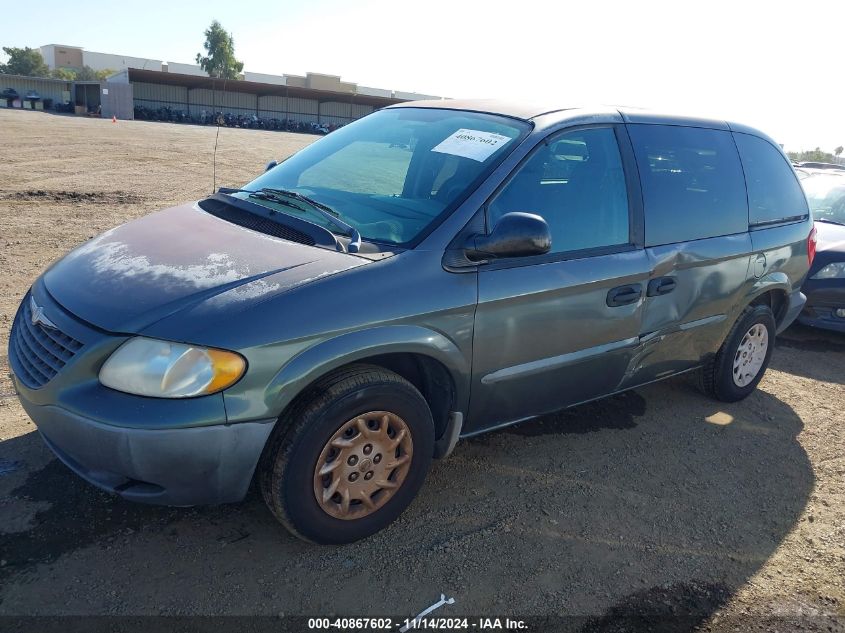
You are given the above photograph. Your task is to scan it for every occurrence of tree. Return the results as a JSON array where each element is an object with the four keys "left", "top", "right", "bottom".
[
  {"left": 74, "top": 65, "right": 116, "bottom": 81},
  {"left": 51, "top": 67, "right": 76, "bottom": 80},
  {"left": 196, "top": 20, "right": 244, "bottom": 79},
  {"left": 836, "top": 146, "right": 844, "bottom": 158},
  {"left": 787, "top": 148, "right": 837, "bottom": 163},
  {"left": 0, "top": 46, "right": 50, "bottom": 77}
]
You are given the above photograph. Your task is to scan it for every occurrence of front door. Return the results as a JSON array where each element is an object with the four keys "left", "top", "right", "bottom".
[{"left": 467, "top": 125, "right": 650, "bottom": 433}]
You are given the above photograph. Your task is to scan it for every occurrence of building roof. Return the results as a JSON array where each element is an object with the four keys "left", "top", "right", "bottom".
[{"left": 125, "top": 68, "right": 406, "bottom": 108}]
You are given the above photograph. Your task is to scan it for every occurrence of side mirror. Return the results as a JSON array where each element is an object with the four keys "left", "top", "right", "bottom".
[
  {"left": 265, "top": 160, "right": 278, "bottom": 172},
  {"left": 464, "top": 212, "right": 551, "bottom": 262}
]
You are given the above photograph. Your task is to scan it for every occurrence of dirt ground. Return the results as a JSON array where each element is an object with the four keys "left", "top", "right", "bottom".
[{"left": 0, "top": 109, "right": 843, "bottom": 630}]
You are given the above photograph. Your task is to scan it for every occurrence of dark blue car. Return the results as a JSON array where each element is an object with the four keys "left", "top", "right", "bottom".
[{"left": 798, "top": 170, "right": 845, "bottom": 332}]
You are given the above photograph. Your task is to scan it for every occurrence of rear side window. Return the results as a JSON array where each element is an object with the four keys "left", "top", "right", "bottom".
[
  {"left": 628, "top": 125, "right": 748, "bottom": 246},
  {"left": 733, "top": 132, "right": 809, "bottom": 225}
]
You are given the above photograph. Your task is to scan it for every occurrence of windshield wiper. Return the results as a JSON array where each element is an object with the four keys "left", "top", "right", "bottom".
[
  {"left": 259, "top": 188, "right": 362, "bottom": 254},
  {"left": 218, "top": 187, "right": 362, "bottom": 253},
  {"left": 815, "top": 218, "right": 845, "bottom": 226},
  {"left": 217, "top": 187, "right": 305, "bottom": 211},
  {"left": 261, "top": 188, "right": 337, "bottom": 216}
]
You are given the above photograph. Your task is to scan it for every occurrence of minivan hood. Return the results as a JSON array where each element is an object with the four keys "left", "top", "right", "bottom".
[{"left": 43, "top": 202, "right": 368, "bottom": 332}]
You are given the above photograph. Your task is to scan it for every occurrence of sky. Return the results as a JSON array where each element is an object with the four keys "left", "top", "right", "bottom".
[{"left": 2, "top": 0, "right": 843, "bottom": 152}]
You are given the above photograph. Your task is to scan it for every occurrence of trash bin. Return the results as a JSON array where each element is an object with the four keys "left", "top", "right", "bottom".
[{"left": 1, "top": 88, "right": 19, "bottom": 108}]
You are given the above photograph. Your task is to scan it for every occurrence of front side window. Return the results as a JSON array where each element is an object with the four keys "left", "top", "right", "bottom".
[
  {"left": 238, "top": 108, "right": 529, "bottom": 247},
  {"left": 733, "top": 132, "right": 810, "bottom": 225},
  {"left": 488, "top": 127, "right": 630, "bottom": 255},
  {"left": 628, "top": 125, "right": 748, "bottom": 246}
]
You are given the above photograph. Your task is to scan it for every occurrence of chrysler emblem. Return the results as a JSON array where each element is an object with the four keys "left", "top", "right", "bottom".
[{"left": 29, "top": 296, "right": 58, "bottom": 330}]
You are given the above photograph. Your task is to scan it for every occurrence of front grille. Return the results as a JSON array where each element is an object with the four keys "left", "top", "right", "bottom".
[{"left": 9, "top": 294, "right": 84, "bottom": 388}]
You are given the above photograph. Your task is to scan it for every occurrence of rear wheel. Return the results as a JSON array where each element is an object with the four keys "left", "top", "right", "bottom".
[
  {"left": 698, "top": 304, "right": 776, "bottom": 402},
  {"left": 259, "top": 365, "right": 434, "bottom": 544}
]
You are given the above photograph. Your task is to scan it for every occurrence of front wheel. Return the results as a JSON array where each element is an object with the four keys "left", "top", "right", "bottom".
[
  {"left": 259, "top": 365, "right": 434, "bottom": 544},
  {"left": 698, "top": 304, "right": 776, "bottom": 402}
]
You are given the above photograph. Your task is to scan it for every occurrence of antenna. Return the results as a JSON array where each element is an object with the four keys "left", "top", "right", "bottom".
[{"left": 212, "top": 76, "right": 227, "bottom": 193}]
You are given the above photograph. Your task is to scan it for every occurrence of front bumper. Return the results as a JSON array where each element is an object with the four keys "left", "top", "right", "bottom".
[
  {"left": 798, "top": 282, "right": 845, "bottom": 333},
  {"left": 10, "top": 281, "right": 276, "bottom": 506},
  {"left": 19, "top": 395, "right": 275, "bottom": 505}
]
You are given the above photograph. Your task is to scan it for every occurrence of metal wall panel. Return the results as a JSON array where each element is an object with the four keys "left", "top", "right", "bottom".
[
  {"left": 0, "top": 75, "right": 72, "bottom": 107},
  {"left": 132, "top": 81, "right": 187, "bottom": 104},
  {"left": 287, "top": 97, "right": 318, "bottom": 115},
  {"left": 219, "top": 90, "right": 256, "bottom": 110},
  {"left": 186, "top": 88, "right": 256, "bottom": 115},
  {"left": 101, "top": 82, "right": 134, "bottom": 120},
  {"left": 351, "top": 103, "right": 374, "bottom": 118},
  {"left": 124, "top": 79, "right": 381, "bottom": 124},
  {"left": 258, "top": 95, "right": 287, "bottom": 112},
  {"left": 186, "top": 88, "right": 215, "bottom": 112},
  {"left": 320, "top": 101, "right": 352, "bottom": 118}
]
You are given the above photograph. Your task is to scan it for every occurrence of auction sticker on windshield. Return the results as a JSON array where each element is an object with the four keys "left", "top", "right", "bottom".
[{"left": 432, "top": 129, "right": 512, "bottom": 162}]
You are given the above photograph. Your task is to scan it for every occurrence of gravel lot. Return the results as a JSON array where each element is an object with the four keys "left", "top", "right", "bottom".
[{"left": 0, "top": 109, "right": 843, "bottom": 630}]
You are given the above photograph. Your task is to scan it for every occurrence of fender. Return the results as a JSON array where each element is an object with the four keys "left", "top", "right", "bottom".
[
  {"left": 745, "top": 270, "right": 791, "bottom": 300},
  {"left": 735, "top": 270, "right": 792, "bottom": 329},
  {"left": 745, "top": 270, "right": 791, "bottom": 316},
  {"left": 264, "top": 325, "right": 472, "bottom": 418},
  {"left": 703, "top": 271, "right": 792, "bottom": 352}
]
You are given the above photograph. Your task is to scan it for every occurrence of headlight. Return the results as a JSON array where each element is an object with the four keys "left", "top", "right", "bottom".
[
  {"left": 99, "top": 337, "right": 246, "bottom": 398},
  {"left": 811, "top": 262, "right": 845, "bottom": 279}
]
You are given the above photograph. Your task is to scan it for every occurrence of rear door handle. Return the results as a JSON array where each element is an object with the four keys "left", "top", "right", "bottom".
[
  {"left": 606, "top": 284, "right": 643, "bottom": 307},
  {"left": 646, "top": 276, "right": 677, "bottom": 297}
]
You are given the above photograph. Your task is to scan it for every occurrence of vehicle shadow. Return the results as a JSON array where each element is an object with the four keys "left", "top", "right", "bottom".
[
  {"left": 0, "top": 378, "right": 813, "bottom": 629},
  {"left": 773, "top": 323, "right": 845, "bottom": 384}
]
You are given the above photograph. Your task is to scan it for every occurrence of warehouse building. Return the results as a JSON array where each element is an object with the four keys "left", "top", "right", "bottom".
[
  {"left": 109, "top": 68, "right": 415, "bottom": 125},
  {"left": 16, "top": 44, "right": 441, "bottom": 123}
]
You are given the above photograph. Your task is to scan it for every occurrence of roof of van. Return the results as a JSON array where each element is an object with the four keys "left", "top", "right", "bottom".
[
  {"left": 386, "top": 99, "right": 571, "bottom": 121},
  {"left": 387, "top": 99, "right": 768, "bottom": 138}
]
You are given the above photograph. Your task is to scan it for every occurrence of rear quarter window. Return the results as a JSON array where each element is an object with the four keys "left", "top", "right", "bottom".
[
  {"left": 732, "top": 132, "right": 809, "bottom": 225},
  {"left": 628, "top": 124, "right": 748, "bottom": 246}
]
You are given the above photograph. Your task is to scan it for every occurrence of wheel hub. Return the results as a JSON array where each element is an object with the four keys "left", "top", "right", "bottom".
[
  {"left": 732, "top": 323, "right": 769, "bottom": 387},
  {"left": 313, "top": 411, "right": 413, "bottom": 520}
]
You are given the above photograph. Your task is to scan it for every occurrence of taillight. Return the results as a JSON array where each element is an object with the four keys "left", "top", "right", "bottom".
[{"left": 808, "top": 225, "right": 817, "bottom": 266}]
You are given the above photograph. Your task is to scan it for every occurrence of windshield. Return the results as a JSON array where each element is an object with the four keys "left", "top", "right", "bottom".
[
  {"left": 801, "top": 172, "right": 845, "bottom": 224},
  {"left": 236, "top": 108, "right": 530, "bottom": 247}
]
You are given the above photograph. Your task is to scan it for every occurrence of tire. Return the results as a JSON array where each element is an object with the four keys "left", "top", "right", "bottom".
[
  {"left": 259, "top": 364, "right": 434, "bottom": 544},
  {"left": 698, "top": 304, "right": 776, "bottom": 402}
]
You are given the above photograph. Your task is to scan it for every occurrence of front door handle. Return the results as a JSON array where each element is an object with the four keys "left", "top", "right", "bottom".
[
  {"left": 606, "top": 284, "right": 642, "bottom": 307},
  {"left": 646, "top": 276, "right": 677, "bottom": 297}
]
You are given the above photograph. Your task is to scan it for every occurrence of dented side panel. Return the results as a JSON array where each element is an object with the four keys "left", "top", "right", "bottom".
[{"left": 620, "top": 233, "right": 753, "bottom": 387}]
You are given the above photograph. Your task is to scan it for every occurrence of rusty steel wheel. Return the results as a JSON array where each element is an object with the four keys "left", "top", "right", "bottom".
[
  {"left": 260, "top": 364, "right": 434, "bottom": 543},
  {"left": 313, "top": 411, "right": 414, "bottom": 520}
]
